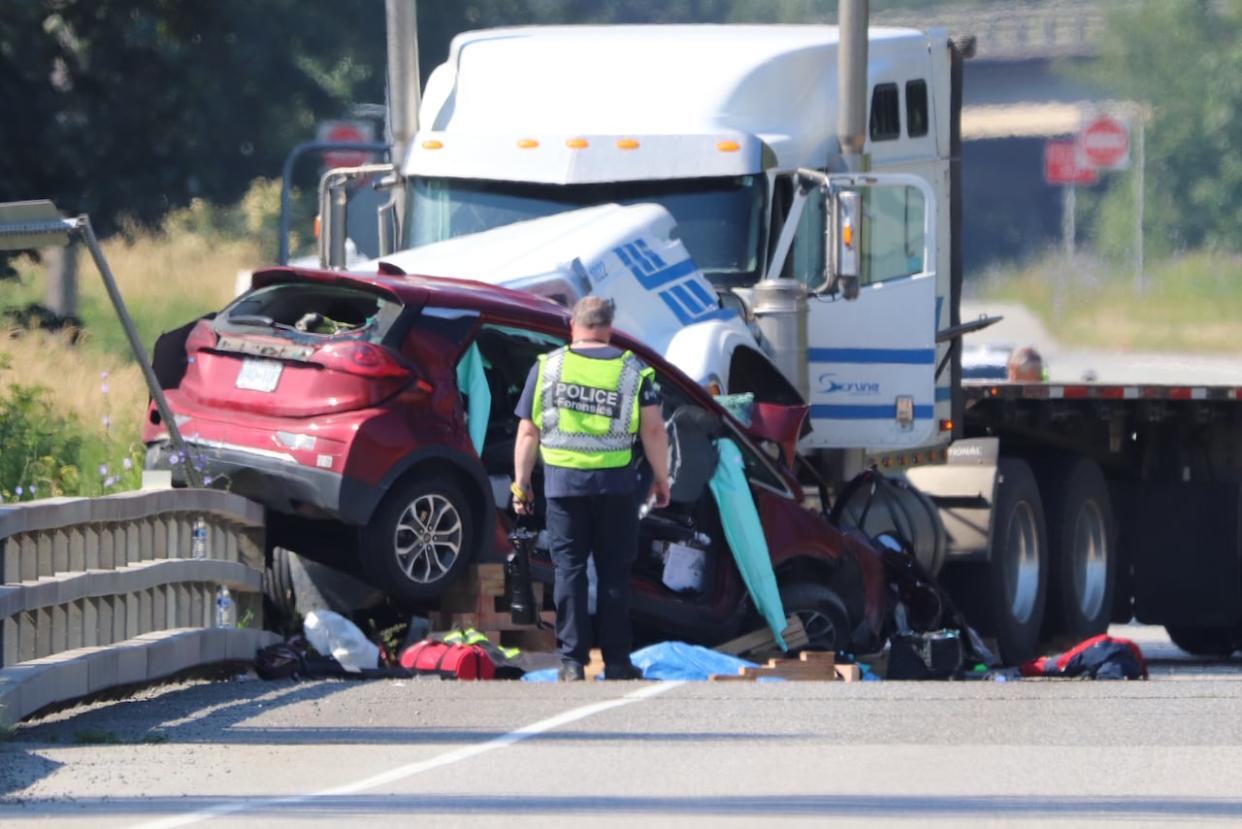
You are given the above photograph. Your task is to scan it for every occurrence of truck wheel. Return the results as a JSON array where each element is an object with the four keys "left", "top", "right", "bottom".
[
  {"left": 1164, "top": 626, "right": 1239, "bottom": 658},
  {"left": 780, "top": 582, "right": 851, "bottom": 652},
  {"left": 1042, "top": 458, "right": 1116, "bottom": 641},
  {"left": 362, "top": 477, "right": 477, "bottom": 603},
  {"left": 978, "top": 458, "right": 1049, "bottom": 665}
]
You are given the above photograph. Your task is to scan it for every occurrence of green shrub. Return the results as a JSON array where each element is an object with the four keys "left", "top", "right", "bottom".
[{"left": 0, "top": 382, "right": 85, "bottom": 501}]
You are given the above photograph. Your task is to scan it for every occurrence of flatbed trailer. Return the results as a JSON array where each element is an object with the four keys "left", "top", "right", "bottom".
[{"left": 902, "top": 380, "right": 1242, "bottom": 661}]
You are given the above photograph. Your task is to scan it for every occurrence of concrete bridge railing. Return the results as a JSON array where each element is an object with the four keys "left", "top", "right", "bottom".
[{"left": 0, "top": 489, "right": 279, "bottom": 726}]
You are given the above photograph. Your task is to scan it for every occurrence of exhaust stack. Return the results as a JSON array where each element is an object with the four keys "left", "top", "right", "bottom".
[
  {"left": 837, "top": 0, "right": 869, "bottom": 172},
  {"left": 385, "top": 0, "right": 421, "bottom": 167}
]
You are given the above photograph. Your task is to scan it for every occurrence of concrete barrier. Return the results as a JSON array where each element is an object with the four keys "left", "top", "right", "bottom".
[{"left": 0, "top": 489, "right": 279, "bottom": 726}]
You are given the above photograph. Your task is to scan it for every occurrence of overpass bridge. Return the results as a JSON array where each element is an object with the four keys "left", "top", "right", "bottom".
[{"left": 878, "top": 0, "right": 1129, "bottom": 270}]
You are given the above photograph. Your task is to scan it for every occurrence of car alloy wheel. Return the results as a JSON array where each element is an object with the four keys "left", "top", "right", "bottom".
[{"left": 393, "top": 493, "right": 464, "bottom": 584}]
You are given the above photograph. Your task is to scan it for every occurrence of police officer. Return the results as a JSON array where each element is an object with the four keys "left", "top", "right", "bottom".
[{"left": 512, "top": 296, "right": 670, "bottom": 681}]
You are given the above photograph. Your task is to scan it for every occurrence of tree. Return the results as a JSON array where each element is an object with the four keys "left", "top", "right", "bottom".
[
  {"left": 0, "top": 1, "right": 385, "bottom": 236},
  {"left": 1084, "top": 1, "right": 1242, "bottom": 255}
]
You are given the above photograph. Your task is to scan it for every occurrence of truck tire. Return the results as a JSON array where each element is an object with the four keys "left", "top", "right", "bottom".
[
  {"left": 1042, "top": 458, "right": 1116, "bottom": 642},
  {"left": 362, "top": 476, "right": 477, "bottom": 604},
  {"left": 779, "top": 582, "right": 851, "bottom": 652},
  {"left": 1164, "top": 625, "right": 1239, "bottom": 658},
  {"left": 977, "top": 458, "right": 1049, "bottom": 665}
]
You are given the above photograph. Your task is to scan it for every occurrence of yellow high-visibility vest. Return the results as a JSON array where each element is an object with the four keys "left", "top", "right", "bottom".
[{"left": 532, "top": 347, "right": 653, "bottom": 469}]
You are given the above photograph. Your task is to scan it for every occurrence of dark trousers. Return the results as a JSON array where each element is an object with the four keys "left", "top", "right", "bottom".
[{"left": 545, "top": 494, "right": 639, "bottom": 666}]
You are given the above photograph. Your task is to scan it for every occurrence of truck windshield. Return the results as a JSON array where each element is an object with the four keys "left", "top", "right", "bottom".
[{"left": 405, "top": 175, "right": 764, "bottom": 280}]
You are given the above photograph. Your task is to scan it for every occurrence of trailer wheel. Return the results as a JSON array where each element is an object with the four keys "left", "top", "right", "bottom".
[
  {"left": 977, "top": 458, "right": 1048, "bottom": 664},
  {"left": 1164, "top": 626, "right": 1239, "bottom": 658},
  {"left": 1042, "top": 458, "right": 1116, "bottom": 641}
]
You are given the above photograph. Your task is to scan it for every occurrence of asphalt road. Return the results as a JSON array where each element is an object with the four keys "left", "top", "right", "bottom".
[{"left": 3, "top": 625, "right": 1242, "bottom": 828}]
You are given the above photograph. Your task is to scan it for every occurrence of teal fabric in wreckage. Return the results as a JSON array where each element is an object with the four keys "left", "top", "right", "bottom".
[
  {"left": 707, "top": 437, "right": 788, "bottom": 649},
  {"left": 455, "top": 342, "right": 491, "bottom": 455}
]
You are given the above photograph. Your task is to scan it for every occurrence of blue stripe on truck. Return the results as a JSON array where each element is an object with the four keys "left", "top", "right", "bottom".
[
  {"left": 811, "top": 403, "right": 934, "bottom": 420},
  {"left": 809, "top": 347, "right": 936, "bottom": 365}
]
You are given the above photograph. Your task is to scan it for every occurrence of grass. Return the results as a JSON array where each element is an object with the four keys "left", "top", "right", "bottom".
[
  {"left": 5, "top": 224, "right": 258, "bottom": 361},
  {"left": 0, "top": 198, "right": 267, "bottom": 499},
  {"left": 973, "top": 252, "right": 1242, "bottom": 352}
]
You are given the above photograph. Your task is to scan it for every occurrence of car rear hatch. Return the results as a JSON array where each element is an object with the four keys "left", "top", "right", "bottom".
[{"left": 180, "top": 279, "right": 418, "bottom": 418}]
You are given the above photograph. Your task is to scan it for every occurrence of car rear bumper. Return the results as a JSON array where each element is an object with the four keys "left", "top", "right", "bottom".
[{"left": 145, "top": 439, "right": 377, "bottom": 526}]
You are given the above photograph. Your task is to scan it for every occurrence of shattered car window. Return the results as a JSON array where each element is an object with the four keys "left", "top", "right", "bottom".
[{"left": 221, "top": 283, "right": 404, "bottom": 345}]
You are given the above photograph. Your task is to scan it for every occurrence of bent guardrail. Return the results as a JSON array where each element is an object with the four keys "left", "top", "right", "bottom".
[{"left": 0, "top": 489, "right": 278, "bottom": 726}]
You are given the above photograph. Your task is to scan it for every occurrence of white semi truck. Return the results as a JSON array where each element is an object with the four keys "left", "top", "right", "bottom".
[{"left": 311, "top": 2, "right": 1242, "bottom": 664}]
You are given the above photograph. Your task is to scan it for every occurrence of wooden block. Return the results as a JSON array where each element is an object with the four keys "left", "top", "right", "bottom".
[
  {"left": 799, "top": 650, "right": 836, "bottom": 666},
  {"left": 740, "top": 659, "right": 837, "bottom": 681},
  {"left": 708, "top": 674, "right": 756, "bottom": 682},
  {"left": 716, "top": 615, "right": 807, "bottom": 657},
  {"left": 833, "top": 663, "right": 861, "bottom": 682}
]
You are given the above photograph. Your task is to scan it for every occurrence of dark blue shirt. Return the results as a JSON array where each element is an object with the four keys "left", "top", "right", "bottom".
[{"left": 515, "top": 344, "right": 660, "bottom": 498}]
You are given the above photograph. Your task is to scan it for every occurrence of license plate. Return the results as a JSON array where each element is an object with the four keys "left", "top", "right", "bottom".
[{"left": 235, "top": 359, "right": 283, "bottom": 392}]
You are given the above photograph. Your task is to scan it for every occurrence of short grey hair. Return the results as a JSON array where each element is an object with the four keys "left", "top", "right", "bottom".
[{"left": 571, "top": 295, "right": 615, "bottom": 329}]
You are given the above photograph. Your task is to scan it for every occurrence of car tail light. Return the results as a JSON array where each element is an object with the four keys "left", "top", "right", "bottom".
[
  {"left": 185, "top": 319, "right": 217, "bottom": 353},
  {"left": 311, "top": 341, "right": 410, "bottom": 379}
]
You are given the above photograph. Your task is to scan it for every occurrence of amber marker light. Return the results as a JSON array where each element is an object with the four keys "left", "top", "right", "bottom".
[
  {"left": 421, "top": 139, "right": 443, "bottom": 150},
  {"left": 517, "top": 138, "right": 539, "bottom": 149},
  {"left": 566, "top": 138, "right": 589, "bottom": 149},
  {"left": 716, "top": 140, "right": 741, "bottom": 152},
  {"left": 616, "top": 138, "right": 640, "bottom": 150},
  {"left": 940, "top": 418, "right": 954, "bottom": 432}
]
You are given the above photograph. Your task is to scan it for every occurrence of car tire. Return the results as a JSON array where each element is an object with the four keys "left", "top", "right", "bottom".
[
  {"left": 976, "top": 457, "right": 1049, "bottom": 665},
  {"left": 264, "top": 546, "right": 297, "bottom": 616},
  {"left": 362, "top": 476, "right": 477, "bottom": 603},
  {"left": 1164, "top": 625, "right": 1239, "bottom": 659},
  {"left": 779, "top": 582, "right": 851, "bottom": 652},
  {"left": 1041, "top": 458, "right": 1116, "bottom": 642}
]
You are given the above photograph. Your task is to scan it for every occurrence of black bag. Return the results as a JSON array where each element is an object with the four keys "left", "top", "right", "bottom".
[{"left": 887, "top": 630, "right": 964, "bottom": 679}]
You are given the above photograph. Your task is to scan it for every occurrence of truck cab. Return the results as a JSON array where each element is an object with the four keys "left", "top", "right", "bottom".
[{"left": 354, "top": 25, "right": 959, "bottom": 460}]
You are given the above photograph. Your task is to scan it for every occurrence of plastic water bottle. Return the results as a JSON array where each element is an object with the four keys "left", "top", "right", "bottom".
[
  {"left": 215, "top": 585, "right": 236, "bottom": 628},
  {"left": 192, "top": 518, "right": 208, "bottom": 560}
]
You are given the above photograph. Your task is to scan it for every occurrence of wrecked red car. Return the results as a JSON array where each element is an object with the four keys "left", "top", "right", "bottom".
[{"left": 143, "top": 266, "right": 887, "bottom": 652}]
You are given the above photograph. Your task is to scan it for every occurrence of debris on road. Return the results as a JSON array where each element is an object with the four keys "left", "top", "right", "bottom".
[{"left": 1020, "top": 634, "right": 1148, "bottom": 680}]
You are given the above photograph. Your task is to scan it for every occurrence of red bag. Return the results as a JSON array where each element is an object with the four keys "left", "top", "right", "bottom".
[{"left": 400, "top": 640, "right": 496, "bottom": 680}]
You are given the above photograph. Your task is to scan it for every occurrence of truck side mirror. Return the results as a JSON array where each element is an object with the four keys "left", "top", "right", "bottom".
[
  {"left": 378, "top": 198, "right": 399, "bottom": 257},
  {"left": 819, "top": 189, "right": 862, "bottom": 300},
  {"left": 317, "top": 163, "right": 397, "bottom": 269}
]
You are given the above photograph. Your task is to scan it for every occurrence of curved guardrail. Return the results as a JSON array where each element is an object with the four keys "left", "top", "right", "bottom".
[{"left": 0, "top": 489, "right": 278, "bottom": 726}]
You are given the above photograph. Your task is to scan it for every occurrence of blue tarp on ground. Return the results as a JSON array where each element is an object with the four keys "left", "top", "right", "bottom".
[
  {"left": 708, "top": 438, "right": 788, "bottom": 649},
  {"left": 455, "top": 342, "right": 491, "bottom": 455},
  {"left": 520, "top": 641, "right": 758, "bottom": 682}
]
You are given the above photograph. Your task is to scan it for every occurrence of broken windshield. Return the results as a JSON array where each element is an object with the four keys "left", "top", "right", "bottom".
[{"left": 405, "top": 175, "right": 764, "bottom": 280}]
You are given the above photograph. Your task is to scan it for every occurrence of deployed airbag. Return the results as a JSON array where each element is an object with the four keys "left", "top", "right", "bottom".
[{"left": 708, "top": 438, "right": 788, "bottom": 649}]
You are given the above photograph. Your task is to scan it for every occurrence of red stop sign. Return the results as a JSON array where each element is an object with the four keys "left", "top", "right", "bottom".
[
  {"left": 1079, "top": 116, "right": 1130, "bottom": 170},
  {"left": 319, "top": 120, "right": 375, "bottom": 169}
]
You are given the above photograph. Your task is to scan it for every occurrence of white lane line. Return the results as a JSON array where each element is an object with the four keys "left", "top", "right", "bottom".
[{"left": 135, "top": 681, "right": 683, "bottom": 828}]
